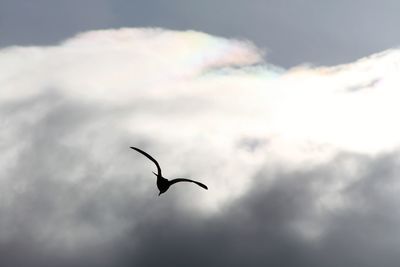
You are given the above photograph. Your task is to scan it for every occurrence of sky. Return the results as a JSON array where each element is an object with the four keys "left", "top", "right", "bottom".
[
  {"left": 1, "top": 1, "right": 400, "bottom": 267},
  {"left": 2, "top": 0, "right": 400, "bottom": 67}
]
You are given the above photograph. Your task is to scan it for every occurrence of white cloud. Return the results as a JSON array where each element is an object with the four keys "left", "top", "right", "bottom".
[{"left": 1, "top": 28, "right": 400, "bottom": 256}]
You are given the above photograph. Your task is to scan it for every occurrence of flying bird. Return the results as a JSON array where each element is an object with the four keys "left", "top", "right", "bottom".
[{"left": 130, "top": 146, "right": 208, "bottom": 195}]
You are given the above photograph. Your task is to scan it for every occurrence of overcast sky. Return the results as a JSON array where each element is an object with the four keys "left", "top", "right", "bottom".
[
  {"left": 1, "top": 0, "right": 400, "bottom": 67},
  {"left": 1, "top": 2, "right": 400, "bottom": 267}
]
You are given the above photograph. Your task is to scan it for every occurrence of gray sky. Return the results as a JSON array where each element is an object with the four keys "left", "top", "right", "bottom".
[
  {"left": 1, "top": 2, "right": 400, "bottom": 267},
  {"left": 1, "top": 0, "right": 400, "bottom": 67}
]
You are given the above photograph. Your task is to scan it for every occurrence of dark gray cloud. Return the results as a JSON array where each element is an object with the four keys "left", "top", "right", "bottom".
[
  {"left": 91, "top": 152, "right": 400, "bottom": 267},
  {"left": 2, "top": 149, "right": 400, "bottom": 267},
  {"left": 1, "top": 0, "right": 400, "bottom": 66}
]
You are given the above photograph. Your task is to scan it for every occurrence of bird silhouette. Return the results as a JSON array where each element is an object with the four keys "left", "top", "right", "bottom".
[{"left": 130, "top": 146, "right": 208, "bottom": 195}]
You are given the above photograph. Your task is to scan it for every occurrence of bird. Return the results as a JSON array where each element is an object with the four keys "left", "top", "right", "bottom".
[{"left": 130, "top": 146, "right": 208, "bottom": 195}]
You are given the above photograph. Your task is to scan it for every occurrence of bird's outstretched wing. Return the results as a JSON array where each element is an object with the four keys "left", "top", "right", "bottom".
[
  {"left": 130, "top": 147, "right": 162, "bottom": 176},
  {"left": 169, "top": 178, "right": 208, "bottom": 190}
]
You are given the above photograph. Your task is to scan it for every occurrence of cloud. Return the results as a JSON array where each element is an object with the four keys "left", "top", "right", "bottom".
[{"left": 1, "top": 28, "right": 400, "bottom": 266}]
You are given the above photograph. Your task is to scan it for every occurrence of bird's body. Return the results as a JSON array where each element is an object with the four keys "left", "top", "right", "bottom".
[{"left": 130, "top": 147, "right": 208, "bottom": 195}]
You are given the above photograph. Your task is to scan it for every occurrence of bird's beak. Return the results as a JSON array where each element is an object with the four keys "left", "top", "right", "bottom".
[
  {"left": 152, "top": 171, "right": 157, "bottom": 176},
  {"left": 158, "top": 192, "right": 161, "bottom": 196}
]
